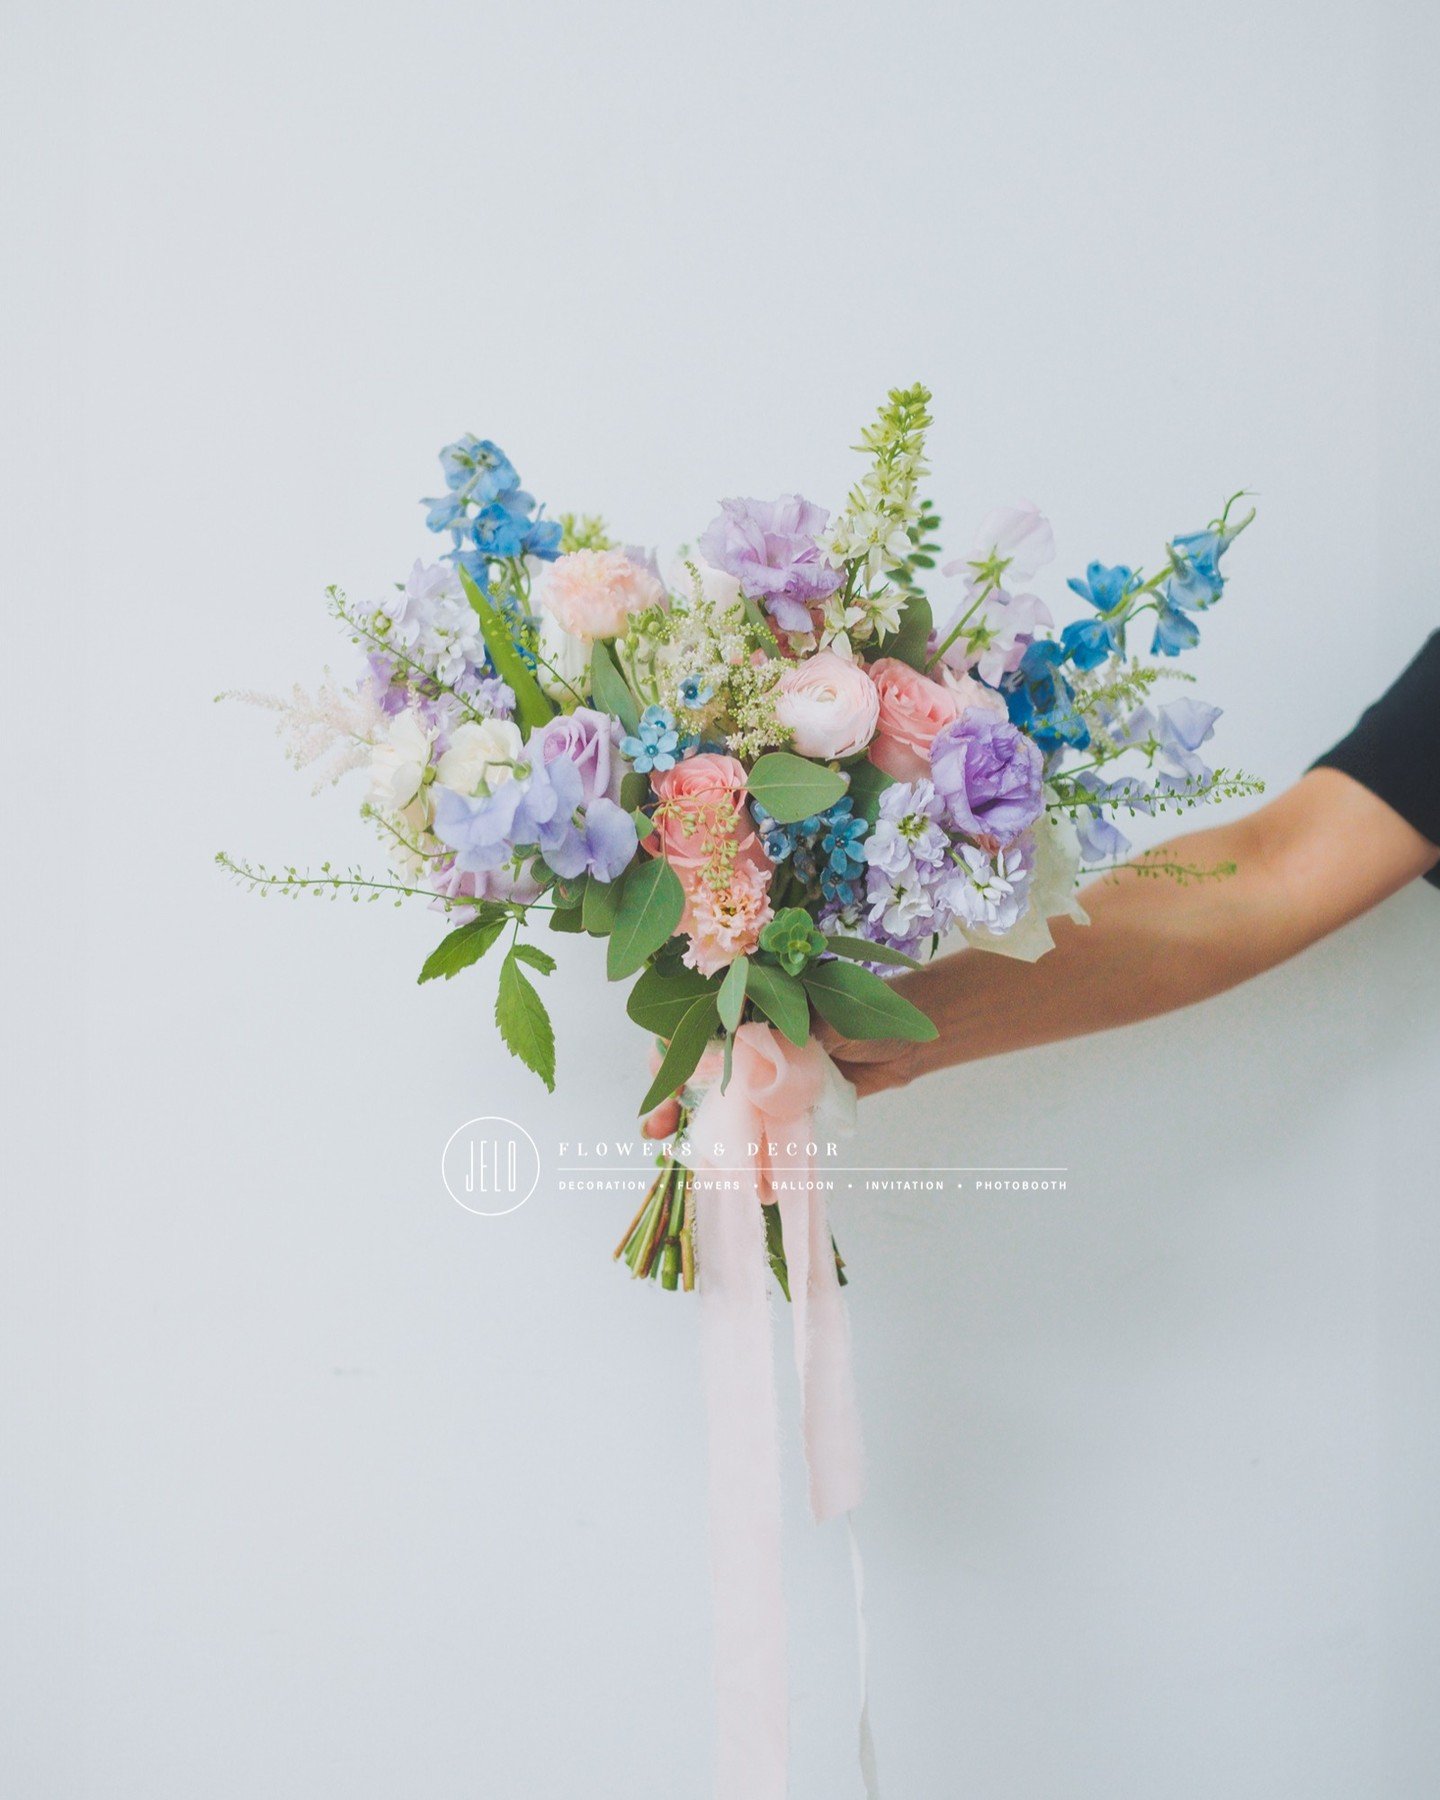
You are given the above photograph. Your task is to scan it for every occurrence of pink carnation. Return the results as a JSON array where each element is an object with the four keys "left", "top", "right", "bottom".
[
  {"left": 538, "top": 549, "right": 665, "bottom": 643},
  {"left": 680, "top": 858, "right": 774, "bottom": 976}
]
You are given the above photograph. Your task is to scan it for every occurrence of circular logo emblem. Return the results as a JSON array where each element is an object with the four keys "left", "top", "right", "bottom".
[{"left": 441, "top": 1116, "right": 541, "bottom": 1216}]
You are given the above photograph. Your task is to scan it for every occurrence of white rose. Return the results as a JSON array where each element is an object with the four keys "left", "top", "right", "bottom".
[
  {"left": 368, "top": 711, "right": 435, "bottom": 812},
  {"left": 666, "top": 555, "right": 742, "bottom": 609},
  {"left": 535, "top": 606, "right": 592, "bottom": 704},
  {"left": 434, "top": 718, "right": 524, "bottom": 796}
]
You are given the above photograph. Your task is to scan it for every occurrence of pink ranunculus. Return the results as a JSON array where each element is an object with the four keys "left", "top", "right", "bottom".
[
  {"left": 774, "top": 650, "right": 881, "bottom": 761},
  {"left": 537, "top": 549, "right": 666, "bottom": 643},
  {"left": 648, "top": 753, "right": 762, "bottom": 875},
  {"left": 867, "top": 657, "right": 960, "bottom": 782},
  {"left": 533, "top": 706, "right": 624, "bottom": 803}
]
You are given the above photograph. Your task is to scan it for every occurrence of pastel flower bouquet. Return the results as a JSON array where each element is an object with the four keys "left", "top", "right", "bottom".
[{"left": 221, "top": 383, "right": 1260, "bottom": 1296}]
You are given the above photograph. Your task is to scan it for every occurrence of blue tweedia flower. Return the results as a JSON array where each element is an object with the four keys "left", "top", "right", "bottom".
[
  {"left": 750, "top": 801, "right": 798, "bottom": 863},
  {"left": 620, "top": 705, "right": 680, "bottom": 774},
  {"left": 821, "top": 800, "right": 867, "bottom": 880},
  {"left": 1005, "top": 640, "right": 1090, "bottom": 752},
  {"left": 679, "top": 674, "right": 715, "bottom": 710}
]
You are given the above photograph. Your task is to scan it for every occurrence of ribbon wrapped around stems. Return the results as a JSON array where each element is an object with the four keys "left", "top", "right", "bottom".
[{"left": 685, "top": 1022, "right": 879, "bottom": 1800}]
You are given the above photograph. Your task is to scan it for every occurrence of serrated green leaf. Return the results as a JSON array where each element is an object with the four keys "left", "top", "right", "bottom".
[
  {"left": 886, "top": 593, "right": 934, "bottom": 671},
  {"left": 590, "top": 640, "right": 641, "bottom": 736},
  {"left": 417, "top": 912, "right": 508, "bottom": 984},
  {"left": 802, "top": 959, "right": 937, "bottom": 1043},
  {"left": 496, "top": 948, "right": 557, "bottom": 1090},
  {"left": 844, "top": 759, "right": 896, "bottom": 825},
  {"left": 583, "top": 868, "right": 625, "bottom": 937},
  {"left": 746, "top": 752, "right": 849, "bottom": 826},
  {"left": 607, "top": 856, "right": 686, "bottom": 980},
  {"left": 626, "top": 965, "right": 717, "bottom": 1036},
  {"left": 512, "top": 942, "right": 557, "bottom": 976},
  {"left": 745, "top": 959, "right": 810, "bottom": 1046},
  {"left": 638, "top": 995, "right": 720, "bottom": 1115},
  {"left": 717, "top": 956, "right": 749, "bottom": 1033},
  {"left": 822, "top": 935, "right": 922, "bottom": 969},
  {"left": 458, "top": 566, "right": 555, "bottom": 733}
]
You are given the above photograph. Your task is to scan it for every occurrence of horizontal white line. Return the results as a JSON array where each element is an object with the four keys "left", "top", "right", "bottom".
[{"left": 556, "top": 1166, "right": 1070, "bottom": 1173}]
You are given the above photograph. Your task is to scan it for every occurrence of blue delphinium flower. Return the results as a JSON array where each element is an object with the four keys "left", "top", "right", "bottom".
[
  {"left": 1152, "top": 506, "right": 1253, "bottom": 656},
  {"left": 1005, "top": 639, "right": 1090, "bottom": 752},
  {"left": 1150, "top": 594, "right": 1201, "bottom": 656},
  {"left": 438, "top": 436, "right": 520, "bottom": 505},
  {"left": 423, "top": 436, "right": 564, "bottom": 585},
  {"left": 620, "top": 705, "right": 681, "bottom": 775},
  {"left": 1062, "top": 561, "right": 1141, "bottom": 669}
]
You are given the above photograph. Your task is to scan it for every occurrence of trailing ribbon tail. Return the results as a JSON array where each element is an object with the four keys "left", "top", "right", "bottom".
[{"left": 691, "top": 1023, "right": 876, "bottom": 1800}]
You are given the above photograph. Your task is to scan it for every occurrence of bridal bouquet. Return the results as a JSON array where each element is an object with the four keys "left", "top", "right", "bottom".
[{"left": 221, "top": 384, "right": 1258, "bottom": 1293}]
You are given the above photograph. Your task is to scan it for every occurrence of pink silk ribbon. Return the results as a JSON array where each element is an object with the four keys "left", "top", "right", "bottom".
[{"left": 689, "top": 1023, "right": 873, "bottom": 1800}]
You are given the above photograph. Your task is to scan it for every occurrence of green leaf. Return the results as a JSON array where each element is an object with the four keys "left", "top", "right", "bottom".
[
  {"left": 717, "top": 956, "right": 749, "bottom": 1033},
  {"left": 512, "top": 942, "right": 557, "bottom": 976},
  {"left": 619, "top": 770, "right": 649, "bottom": 812},
  {"left": 551, "top": 873, "right": 587, "bottom": 910},
  {"left": 590, "top": 640, "right": 641, "bottom": 736},
  {"left": 417, "top": 912, "right": 507, "bottom": 984},
  {"left": 458, "top": 566, "right": 556, "bottom": 733},
  {"left": 626, "top": 965, "right": 717, "bottom": 1036},
  {"left": 822, "top": 935, "right": 922, "bottom": 970},
  {"left": 607, "top": 856, "right": 686, "bottom": 980},
  {"left": 549, "top": 908, "right": 584, "bottom": 934},
  {"left": 886, "top": 593, "right": 934, "bottom": 671},
  {"left": 802, "top": 959, "right": 938, "bottom": 1043},
  {"left": 496, "top": 947, "right": 557, "bottom": 1090},
  {"left": 583, "top": 868, "right": 625, "bottom": 937},
  {"left": 844, "top": 760, "right": 896, "bottom": 825},
  {"left": 745, "top": 959, "right": 810, "bottom": 1046},
  {"left": 746, "top": 752, "right": 849, "bottom": 826},
  {"left": 638, "top": 995, "right": 720, "bottom": 1115}
]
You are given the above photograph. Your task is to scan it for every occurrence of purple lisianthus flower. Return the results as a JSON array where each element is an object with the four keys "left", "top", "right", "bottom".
[
  {"left": 930, "top": 712, "right": 1045, "bottom": 845},
  {"left": 698, "top": 495, "right": 842, "bottom": 634},
  {"left": 533, "top": 707, "right": 624, "bottom": 804}
]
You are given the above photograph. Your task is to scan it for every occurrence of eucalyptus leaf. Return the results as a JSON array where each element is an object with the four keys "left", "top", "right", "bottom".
[
  {"left": 638, "top": 995, "right": 721, "bottom": 1115},
  {"left": 844, "top": 760, "right": 896, "bottom": 825},
  {"left": 746, "top": 752, "right": 848, "bottom": 826},
  {"left": 583, "top": 869, "right": 624, "bottom": 937},
  {"left": 717, "top": 956, "right": 749, "bottom": 1033},
  {"left": 607, "top": 856, "right": 686, "bottom": 979},
  {"left": 745, "top": 959, "right": 810, "bottom": 1046},
  {"left": 802, "top": 959, "right": 938, "bottom": 1043}
]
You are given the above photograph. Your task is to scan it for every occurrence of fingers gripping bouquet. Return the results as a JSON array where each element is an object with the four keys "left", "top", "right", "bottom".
[{"left": 222, "top": 386, "right": 1260, "bottom": 1295}]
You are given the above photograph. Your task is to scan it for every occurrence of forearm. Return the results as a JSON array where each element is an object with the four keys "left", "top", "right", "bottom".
[{"left": 892, "top": 769, "right": 1438, "bottom": 1081}]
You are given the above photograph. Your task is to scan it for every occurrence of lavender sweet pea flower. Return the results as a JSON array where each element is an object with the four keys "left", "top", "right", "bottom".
[
  {"left": 432, "top": 780, "right": 528, "bottom": 875},
  {"left": 533, "top": 707, "right": 624, "bottom": 804},
  {"left": 543, "top": 797, "right": 639, "bottom": 882},
  {"left": 930, "top": 712, "right": 1045, "bottom": 845},
  {"left": 698, "top": 495, "right": 842, "bottom": 634},
  {"left": 1154, "top": 698, "right": 1222, "bottom": 783}
]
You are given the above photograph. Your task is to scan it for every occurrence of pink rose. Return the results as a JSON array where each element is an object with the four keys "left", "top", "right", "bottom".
[
  {"left": 936, "top": 663, "right": 1008, "bottom": 723},
  {"left": 538, "top": 549, "right": 665, "bottom": 643},
  {"left": 648, "top": 753, "right": 762, "bottom": 875},
  {"left": 774, "top": 650, "right": 881, "bottom": 761},
  {"left": 867, "top": 657, "right": 960, "bottom": 782}
]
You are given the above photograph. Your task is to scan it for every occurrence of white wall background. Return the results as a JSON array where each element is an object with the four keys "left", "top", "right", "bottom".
[{"left": 6, "top": 1, "right": 1440, "bottom": 1795}]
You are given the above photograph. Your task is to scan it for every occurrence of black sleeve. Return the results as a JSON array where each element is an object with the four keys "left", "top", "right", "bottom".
[{"left": 1311, "top": 631, "right": 1440, "bottom": 887}]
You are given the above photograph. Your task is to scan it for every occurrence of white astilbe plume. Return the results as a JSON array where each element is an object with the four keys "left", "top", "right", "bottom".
[{"left": 220, "top": 673, "right": 386, "bottom": 792}]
